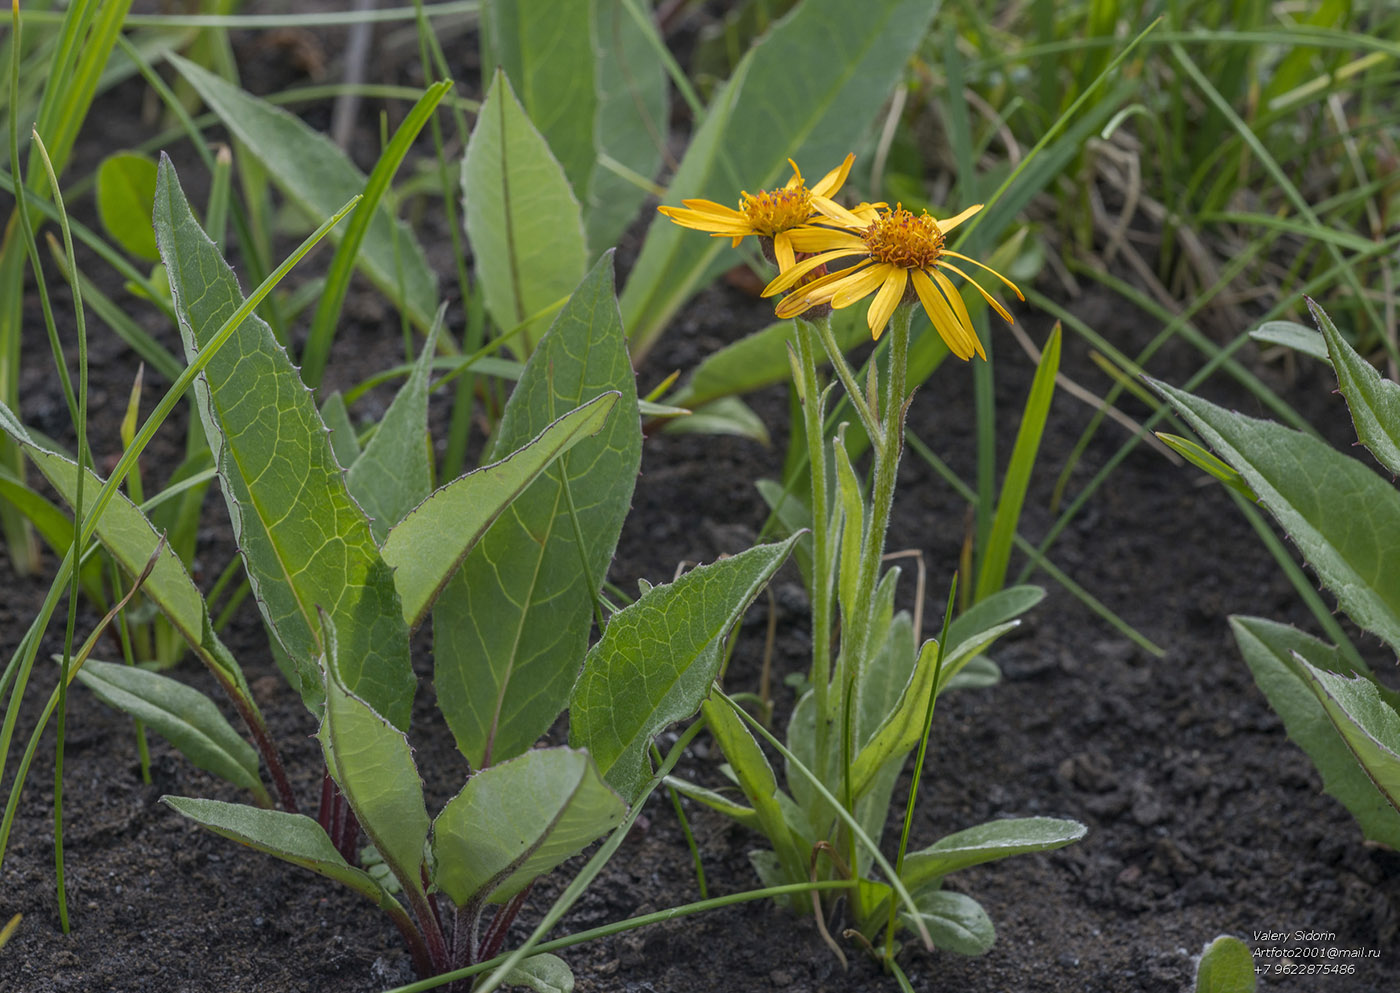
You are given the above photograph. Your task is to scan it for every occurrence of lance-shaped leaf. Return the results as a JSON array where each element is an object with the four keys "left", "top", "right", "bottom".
[
  {"left": 432, "top": 747, "right": 624, "bottom": 907},
  {"left": 899, "top": 817, "right": 1086, "bottom": 892},
  {"left": 570, "top": 534, "right": 801, "bottom": 803},
  {"left": 462, "top": 69, "right": 588, "bottom": 355},
  {"left": 480, "top": 0, "right": 595, "bottom": 206},
  {"left": 168, "top": 54, "right": 437, "bottom": 330},
  {"left": 155, "top": 156, "right": 415, "bottom": 729},
  {"left": 620, "top": 0, "right": 939, "bottom": 354},
  {"left": 434, "top": 253, "right": 640, "bottom": 768},
  {"left": 0, "top": 407, "right": 249, "bottom": 695},
  {"left": 1298, "top": 661, "right": 1400, "bottom": 817},
  {"left": 1231, "top": 616, "right": 1400, "bottom": 848},
  {"left": 78, "top": 660, "right": 264, "bottom": 801},
  {"left": 318, "top": 618, "right": 430, "bottom": 898},
  {"left": 1314, "top": 300, "right": 1400, "bottom": 476},
  {"left": 382, "top": 391, "right": 620, "bottom": 631},
  {"left": 346, "top": 317, "right": 441, "bottom": 543},
  {"left": 1153, "top": 380, "right": 1400, "bottom": 656},
  {"left": 162, "top": 796, "right": 389, "bottom": 905},
  {"left": 1194, "top": 936, "right": 1257, "bottom": 993},
  {"left": 585, "top": 0, "right": 667, "bottom": 256}
]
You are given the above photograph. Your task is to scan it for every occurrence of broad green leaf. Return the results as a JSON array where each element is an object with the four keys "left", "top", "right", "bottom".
[
  {"left": 480, "top": 0, "right": 596, "bottom": 206},
  {"left": 346, "top": 318, "right": 440, "bottom": 542},
  {"left": 976, "top": 324, "right": 1059, "bottom": 602},
  {"left": 832, "top": 426, "right": 866, "bottom": 621},
  {"left": 77, "top": 660, "right": 263, "bottom": 798},
  {"left": 900, "top": 817, "right": 1087, "bottom": 892},
  {"left": 155, "top": 156, "right": 415, "bottom": 729},
  {"left": 462, "top": 69, "right": 588, "bottom": 355},
  {"left": 318, "top": 622, "right": 429, "bottom": 896},
  {"left": 946, "top": 585, "right": 1044, "bottom": 654},
  {"left": 434, "top": 254, "right": 639, "bottom": 768},
  {"left": 95, "top": 152, "right": 159, "bottom": 261},
  {"left": 1314, "top": 300, "right": 1400, "bottom": 476},
  {"left": 1231, "top": 616, "right": 1400, "bottom": 848},
  {"left": 847, "top": 638, "right": 938, "bottom": 797},
  {"left": 168, "top": 54, "right": 437, "bottom": 330},
  {"left": 857, "top": 610, "right": 915, "bottom": 748},
  {"left": 937, "top": 620, "right": 1021, "bottom": 693},
  {"left": 1195, "top": 935, "right": 1257, "bottom": 993},
  {"left": 585, "top": 0, "right": 667, "bottom": 256},
  {"left": 570, "top": 533, "right": 801, "bottom": 803},
  {"left": 162, "top": 796, "right": 389, "bottom": 905},
  {"left": 1299, "top": 662, "right": 1400, "bottom": 818},
  {"left": 902, "top": 890, "right": 995, "bottom": 956},
  {"left": 0, "top": 407, "right": 246, "bottom": 692},
  {"left": 504, "top": 953, "right": 576, "bottom": 993},
  {"left": 0, "top": 460, "right": 107, "bottom": 605},
  {"left": 1154, "top": 380, "right": 1400, "bottom": 656},
  {"left": 433, "top": 747, "right": 624, "bottom": 906},
  {"left": 383, "top": 392, "right": 619, "bottom": 631},
  {"left": 621, "top": 0, "right": 940, "bottom": 354},
  {"left": 941, "top": 655, "right": 1001, "bottom": 692},
  {"left": 1249, "top": 320, "right": 1328, "bottom": 362}
]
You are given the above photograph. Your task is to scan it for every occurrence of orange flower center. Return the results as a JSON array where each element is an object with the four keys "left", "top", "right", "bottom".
[
  {"left": 740, "top": 185, "right": 812, "bottom": 236},
  {"left": 863, "top": 206, "right": 944, "bottom": 269}
]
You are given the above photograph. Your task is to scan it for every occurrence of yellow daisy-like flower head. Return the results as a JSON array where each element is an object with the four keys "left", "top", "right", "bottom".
[
  {"left": 764, "top": 203, "right": 1024, "bottom": 360},
  {"left": 656, "top": 154, "right": 863, "bottom": 270}
]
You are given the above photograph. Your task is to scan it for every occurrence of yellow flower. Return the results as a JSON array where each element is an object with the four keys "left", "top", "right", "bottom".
[
  {"left": 762, "top": 203, "right": 1023, "bottom": 360},
  {"left": 656, "top": 154, "right": 863, "bottom": 270}
]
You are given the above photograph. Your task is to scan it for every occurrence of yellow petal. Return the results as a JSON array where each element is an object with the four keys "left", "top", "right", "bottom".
[
  {"left": 787, "top": 227, "right": 866, "bottom": 253},
  {"left": 810, "top": 195, "right": 867, "bottom": 229},
  {"left": 773, "top": 231, "right": 796, "bottom": 271},
  {"left": 941, "top": 250, "right": 1025, "bottom": 300},
  {"left": 831, "top": 261, "right": 893, "bottom": 309},
  {"left": 914, "top": 269, "right": 980, "bottom": 360},
  {"left": 679, "top": 198, "right": 747, "bottom": 220},
  {"left": 811, "top": 153, "right": 855, "bottom": 198},
  {"left": 937, "top": 261, "right": 1014, "bottom": 322},
  {"left": 774, "top": 264, "right": 869, "bottom": 317},
  {"left": 783, "top": 158, "right": 804, "bottom": 190},
  {"left": 866, "top": 266, "right": 907, "bottom": 339},
  {"left": 928, "top": 267, "right": 982, "bottom": 358},
  {"left": 934, "top": 203, "right": 983, "bottom": 235},
  {"left": 763, "top": 250, "right": 864, "bottom": 297},
  {"left": 658, "top": 205, "right": 752, "bottom": 235}
]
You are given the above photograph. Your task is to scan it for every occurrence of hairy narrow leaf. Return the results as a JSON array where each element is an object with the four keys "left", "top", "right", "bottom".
[
  {"left": 1154, "top": 380, "right": 1400, "bottom": 656},
  {"left": 462, "top": 69, "right": 588, "bottom": 355},
  {"left": 382, "top": 391, "right": 619, "bottom": 631},
  {"left": 621, "top": 0, "right": 939, "bottom": 354},
  {"left": 900, "top": 817, "right": 1086, "bottom": 891},
  {"left": 434, "top": 253, "right": 639, "bottom": 768},
  {"left": 168, "top": 53, "right": 437, "bottom": 330},
  {"left": 1249, "top": 321, "right": 1328, "bottom": 362},
  {"left": 155, "top": 156, "right": 414, "bottom": 729},
  {"left": 1157, "top": 432, "right": 1259, "bottom": 501},
  {"left": 77, "top": 660, "right": 263, "bottom": 797},
  {"left": 1231, "top": 616, "right": 1400, "bottom": 848},
  {"left": 347, "top": 319, "right": 440, "bottom": 543},
  {"left": 1313, "top": 300, "right": 1400, "bottom": 476},
  {"left": 433, "top": 747, "right": 624, "bottom": 906},
  {"left": 570, "top": 533, "right": 800, "bottom": 803},
  {"left": 162, "top": 796, "right": 388, "bottom": 904}
]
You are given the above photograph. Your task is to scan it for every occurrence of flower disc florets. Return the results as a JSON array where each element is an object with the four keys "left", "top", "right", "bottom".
[
  {"left": 740, "top": 185, "right": 814, "bottom": 238},
  {"left": 862, "top": 206, "right": 944, "bottom": 269}
]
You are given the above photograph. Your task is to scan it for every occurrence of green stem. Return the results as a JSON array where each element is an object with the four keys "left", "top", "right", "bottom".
[
  {"left": 814, "top": 313, "right": 882, "bottom": 447},
  {"left": 792, "top": 318, "right": 834, "bottom": 763}
]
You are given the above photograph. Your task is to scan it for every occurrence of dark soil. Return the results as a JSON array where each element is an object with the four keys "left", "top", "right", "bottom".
[{"left": 4, "top": 15, "right": 1400, "bottom": 993}]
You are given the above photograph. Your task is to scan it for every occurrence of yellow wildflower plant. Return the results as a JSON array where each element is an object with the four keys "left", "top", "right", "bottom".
[
  {"left": 764, "top": 203, "right": 1024, "bottom": 359},
  {"left": 656, "top": 153, "right": 863, "bottom": 270}
]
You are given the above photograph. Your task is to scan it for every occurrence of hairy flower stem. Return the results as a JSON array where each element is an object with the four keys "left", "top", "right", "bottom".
[{"left": 793, "top": 318, "right": 835, "bottom": 766}]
